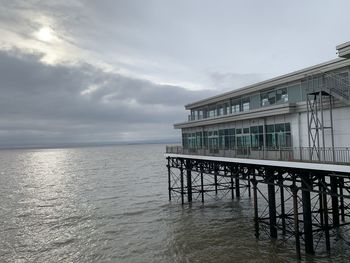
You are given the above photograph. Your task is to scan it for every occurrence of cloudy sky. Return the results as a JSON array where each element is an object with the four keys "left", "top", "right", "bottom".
[{"left": 0, "top": 0, "right": 350, "bottom": 147}]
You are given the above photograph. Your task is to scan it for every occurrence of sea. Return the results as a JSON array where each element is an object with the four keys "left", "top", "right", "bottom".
[{"left": 0, "top": 144, "right": 349, "bottom": 263}]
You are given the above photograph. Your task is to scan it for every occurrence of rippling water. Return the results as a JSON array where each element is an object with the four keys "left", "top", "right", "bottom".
[{"left": 0, "top": 144, "right": 349, "bottom": 262}]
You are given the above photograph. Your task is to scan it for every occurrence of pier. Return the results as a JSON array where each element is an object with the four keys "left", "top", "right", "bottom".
[
  {"left": 165, "top": 147, "right": 350, "bottom": 259},
  {"left": 166, "top": 41, "right": 350, "bottom": 259}
]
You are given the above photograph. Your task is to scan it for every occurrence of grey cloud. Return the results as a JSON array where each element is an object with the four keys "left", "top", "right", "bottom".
[
  {"left": 0, "top": 49, "right": 215, "bottom": 146},
  {"left": 209, "top": 71, "right": 264, "bottom": 91}
]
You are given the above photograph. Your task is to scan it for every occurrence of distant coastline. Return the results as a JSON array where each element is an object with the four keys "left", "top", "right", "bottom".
[{"left": 0, "top": 138, "right": 181, "bottom": 151}]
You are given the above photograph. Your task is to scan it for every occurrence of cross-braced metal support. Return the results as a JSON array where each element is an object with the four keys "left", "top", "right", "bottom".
[{"left": 166, "top": 156, "right": 350, "bottom": 260}]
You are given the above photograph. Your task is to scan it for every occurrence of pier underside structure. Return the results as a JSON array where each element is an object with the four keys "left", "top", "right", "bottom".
[{"left": 166, "top": 154, "right": 350, "bottom": 259}]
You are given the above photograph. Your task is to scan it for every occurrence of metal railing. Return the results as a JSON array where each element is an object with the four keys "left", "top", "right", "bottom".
[{"left": 166, "top": 145, "right": 350, "bottom": 165}]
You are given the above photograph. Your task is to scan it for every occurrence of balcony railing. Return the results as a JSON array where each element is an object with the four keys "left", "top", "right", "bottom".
[{"left": 165, "top": 145, "right": 350, "bottom": 165}]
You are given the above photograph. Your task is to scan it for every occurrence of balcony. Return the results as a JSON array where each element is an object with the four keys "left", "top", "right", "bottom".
[{"left": 165, "top": 145, "right": 350, "bottom": 165}]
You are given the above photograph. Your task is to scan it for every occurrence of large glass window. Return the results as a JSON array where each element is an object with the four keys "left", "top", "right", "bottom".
[
  {"left": 242, "top": 97, "right": 250, "bottom": 111},
  {"left": 276, "top": 88, "right": 288, "bottom": 104},
  {"left": 225, "top": 104, "right": 230, "bottom": 115},
  {"left": 184, "top": 123, "right": 291, "bottom": 151},
  {"left": 208, "top": 131, "right": 218, "bottom": 149},
  {"left": 261, "top": 88, "right": 289, "bottom": 107},
  {"left": 219, "top": 129, "right": 225, "bottom": 149},
  {"left": 251, "top": 125, "right": 264, "bottom": 148},
  {"left": 208, "top": 108, "right": 216, "bottom": 118},
  {"left": 203, "top": 131, "right": 208, "bottom": 148},
  {"left": 261, "top": 90, "right": 276, "bottom": 106},
  {"left": 231, "top": 99, "right": 240, "bottom": 113},
  {"left": 196, "top": 132, "right": 203, "bottom": 148},
  {"left": 218, "top": 106, "right": 224, "bottom": 116},
  {"left": 198, "top": 110, "right": 203, "bottom": 120},
  {"left": 265, "top": 123, "right": 291, "bottom": 148}
]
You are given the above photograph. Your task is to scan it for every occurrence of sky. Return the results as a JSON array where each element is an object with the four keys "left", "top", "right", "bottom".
[{"left": 0, "top": 0, "right": 350, "bottom": 147}]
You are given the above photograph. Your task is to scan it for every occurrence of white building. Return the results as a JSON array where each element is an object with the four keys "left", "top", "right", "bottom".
[{"left": 170, "top": 41, "right": 350, "bottom": 164}]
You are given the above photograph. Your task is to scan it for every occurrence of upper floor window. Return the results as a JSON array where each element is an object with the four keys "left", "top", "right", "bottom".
[
  {"left": 242, "top": 97, "right": 250, "bottom": 111},
  {"left": 198, "top": 110, "right": 203, "bottom": 119},
  {"left": 261, "top": 88, "right": 288, "bottom": 107},
  {"left": 208, "top": 108, "right": 216, "bottom": 118},
  {"left": 218, "top": 107, "right": 224, "bottom": 116},
  {"left": 261, "top": 90, "right": 276, "bottom": 106},
  {"left": 276, "top": 88, "right": 288, "bottom": 103}
]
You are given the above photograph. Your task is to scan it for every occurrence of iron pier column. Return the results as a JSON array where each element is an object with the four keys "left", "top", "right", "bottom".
[
  {"left": 267, "top": 169, "right": 277, "bottom": 238},
  {"left": 248, "top": 169, "right": 251, "bottom": 198},
  {"left": 235, "top": 170, "right": 240, "bottom": 198},
  {"left": 200, "top": 164, "right": 204, "bottom": 203},
  {"left": 186, "top": 160, "right": 192, "bottom": 203},
  {"left": 279, "top": 175, "right": 286, "bottom": 235},
  {"left": 330, "top": 176, "right": 339, "bottom": 227},
  {"left": 339, "top": 177, "right": 345, "bottom": 222},
  {"left": 318, "top": 178, "right": 324, "bottom": 227},
  {"left": 180, "top": 160, "right": 184, "bottom": 205},
  {"left": 230, "top": 167, "right": 234, "bottom": 200},
  {"left": 214, "top": 164, "right": 218, "bottom": 195},
  {"left": 302, "top": 174, "right": 314, "bottom": 254},
  {"left": 252, "top": 176, "right": 259, "bottom": 238},
  {"left": 167, "top": 157, "right": 171, "bottom": 201},
  {"left": 292, "top": 184, "right": 301, "bottom": 260},
  {"left": 321, "top": 175, "right": 331, "bottom": 251}
]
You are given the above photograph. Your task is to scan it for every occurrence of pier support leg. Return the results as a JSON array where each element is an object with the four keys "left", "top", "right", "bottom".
[
  {"left": 248, "top": 171, "right": 251, "bottom": 198},
  {"left": 214, "top": 165, "right": 218, "bottom": 195},
  {"left": 252, "top": 177, "right": 259, "bottom": 238},
  {"left": 267, "top": 170, "right": 277, "bottom": 238},
  {"left": 330, "top": 176, "right": 339, "bottom": 227},
  {"left": 186, "top": 160, "right": 192, "bottom": 203},
  {"left": 302, "top": 175, "right": 314, "bottom": 254},
  {"left": 231, "top": 173, "right": 234, "bottom": 200},
  {"left": 292, "top": 185, "right": 301, "bottom": 260},
  {"left": 318, "top": 179, "right": 324, "bottom": 227},
  {"left": 235, "top": 172, "right": 240, "bottom": 198},
  {"left": 180, "top": 162, "right": 184, "bottom": 205},
  {"left": 339, "top": 177, "right": 345, "bottom": 222},
  {"left": 167, "top": 157, "right": 171, "bottom": 201},
  {"left": 279, "top": 175, "right": 286, "bottom": 235},
  {"left": 321, "top": 176, "right": 331, "bottom": 251},
  {"left": 200, "top": 165, "right": 204, "bottom": 203}
]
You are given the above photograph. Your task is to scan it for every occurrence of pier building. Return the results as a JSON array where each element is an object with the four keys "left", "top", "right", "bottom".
[{"left": 165, "top": 41, "right": 350, "bottom": 259}]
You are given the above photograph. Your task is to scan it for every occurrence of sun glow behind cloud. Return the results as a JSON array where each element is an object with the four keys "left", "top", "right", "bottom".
[{"left": 35, "top": 27, "right": 55, "bottom": 42}]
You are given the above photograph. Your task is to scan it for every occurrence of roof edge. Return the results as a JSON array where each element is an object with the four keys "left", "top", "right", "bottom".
[{"left": 185, "top": 57, "right": 349, "bottom": 110}]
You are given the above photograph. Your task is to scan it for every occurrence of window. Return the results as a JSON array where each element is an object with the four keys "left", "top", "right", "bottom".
[
  {"left": 227, "top": 129, "right": 235, "bottom": 149},
  {"left": 261, "top": 88, "right": 289, "bottom": 107},
  {"left": 219, "top": 130, "right": 225, "bottom": 149},
  {"left": 250, "top": 125, "right": 264, "bottom": 148},
  {"left": 276, "top": 88, "right": 288, "bottom": 104},
  {"left": 231, "top": 99, "right": 240, "bottom": 113},
  {"left": 196, "top": 132, "right": 203, "bottom": 148},
  {"left": 203, "top": 131, "right": 208, "bottom": 148},
  {"left": 261, "top": 90, "right": 277, "bottom": 106},
  {"left": 198, "top": 110, "right": 203, "bottom": 120},
  {"left": 225, "top": 104, "right": 230, "bottom": 115},
  {"left": 208, "top": 130, "right": 218, "bottom": 149},
  {"left": 265, "top": 123, "right": 292, "bottom": 148},
  {"left": 208, "top": 108, "right": 216, "bottom": 118},
  {"left": 218, "top": 106, "right": 224, "bottom": 116},
  {"left": 266, "top": 124, "right": 275, "bottom": 133},
  {"left": 242, "top": 97, "right": 250, "bottom": 111},
  {"left": 196, "top": 123, "right": 291, "bottom": 151}
]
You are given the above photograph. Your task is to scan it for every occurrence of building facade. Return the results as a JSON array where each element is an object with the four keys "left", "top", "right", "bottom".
[{"left": 171, "top": 42, "right": 350, "bottom": 164}]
